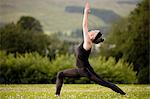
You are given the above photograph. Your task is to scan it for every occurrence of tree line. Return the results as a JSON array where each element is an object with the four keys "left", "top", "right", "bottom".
[
  {"left": 0, "top": 16, "right": 69, "bottom": 60},
  {"left": 100, "top": 0, "right": 149, "bottom": 84}
]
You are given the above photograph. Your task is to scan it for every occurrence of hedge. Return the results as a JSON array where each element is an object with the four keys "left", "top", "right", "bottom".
[{"left": 0, "top": 51, "right": 137, "bottom": 84}]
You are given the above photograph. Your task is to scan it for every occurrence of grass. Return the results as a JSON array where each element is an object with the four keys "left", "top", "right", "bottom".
[{"left": 0, "top": 84, "right": 149, "bottom": 99}]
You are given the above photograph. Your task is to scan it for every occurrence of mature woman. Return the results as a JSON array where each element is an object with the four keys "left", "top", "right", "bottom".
[{"left": 55, "top": 2, "right": 126, "bottom": 96}]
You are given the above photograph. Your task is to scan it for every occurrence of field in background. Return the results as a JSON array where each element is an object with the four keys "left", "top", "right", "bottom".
[
  {"left": 0, "top": 84, "right": 149, "bottom": 99},
  {"left": 0, "top": 0, "right": 140, "bottom": 33}
]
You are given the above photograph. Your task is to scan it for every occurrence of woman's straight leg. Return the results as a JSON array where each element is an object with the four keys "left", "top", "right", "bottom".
[{"left": 83, "top": 68, "right": 126, "bottom": 95}]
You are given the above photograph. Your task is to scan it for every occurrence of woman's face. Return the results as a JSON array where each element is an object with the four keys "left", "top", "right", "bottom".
[{"left": 88, "top": 30, "right": 100, "bottom": 41}]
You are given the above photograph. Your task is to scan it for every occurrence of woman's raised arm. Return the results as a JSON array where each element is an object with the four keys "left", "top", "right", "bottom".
[{"left": 82, "top": 2, "right": 92, "bottom": 50}]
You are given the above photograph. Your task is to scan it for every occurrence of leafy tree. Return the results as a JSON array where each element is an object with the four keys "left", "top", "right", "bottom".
[
  {"left": 0, "top": 16, "right": 70, "bottom": 59},
  {"left": 0, "top": 18, "right": 49, "bottom": 54},
  {"left": 125, "top": 0, "right": 149, "bottom": 70},
  {"left": 17, "top": 16, "right": 43, "bottom": 33},
  {"left": 100, "top": 0, "right": 149, "bottom": 83},
  {"left": 46, "top": 35, "right": 71, "bottom": 61}
]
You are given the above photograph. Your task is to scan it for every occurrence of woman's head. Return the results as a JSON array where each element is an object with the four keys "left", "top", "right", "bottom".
[{"left": 88, "top": 30, "right": 104, "bottom": 44}]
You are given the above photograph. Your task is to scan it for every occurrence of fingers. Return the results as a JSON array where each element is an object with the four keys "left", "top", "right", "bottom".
[
  {"left": 85, "top": 2, "right": 90, "bottom": 9},
  {"left": 84, "top": 2, "right": 90, "bottom": 13}
]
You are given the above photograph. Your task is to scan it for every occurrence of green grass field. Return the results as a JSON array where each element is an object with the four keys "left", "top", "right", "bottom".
[{"left": 0, "top": 84, "right": 149, "bottom": 99}]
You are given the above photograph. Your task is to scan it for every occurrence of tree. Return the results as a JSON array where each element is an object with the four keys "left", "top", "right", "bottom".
[
  {"left": 0, "top": 17, "right": 49, "bottom": 54},
  {"left": 126, "top": 0, "right": 149, "bottom": 70},
  {"left": 100, "top": 0, "right": 149, "bottom": 83},
  {"left": 0, "top": 16, "right": 70, "bottom": 60},
  {"left": 17, "top": 16, "right": 43, "bottom": 33}
]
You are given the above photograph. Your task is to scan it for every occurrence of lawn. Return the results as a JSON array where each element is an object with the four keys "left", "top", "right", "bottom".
[{"left": 0, "top": 84, "right": 149, "bottom": 99}]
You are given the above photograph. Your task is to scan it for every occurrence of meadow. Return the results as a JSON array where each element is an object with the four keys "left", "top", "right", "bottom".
[
  {"left": 0, "top": 84, "right": 149, "bottom": 99},
  {"left": 1, "top": 0, "right": 138, "bottom": 33}
]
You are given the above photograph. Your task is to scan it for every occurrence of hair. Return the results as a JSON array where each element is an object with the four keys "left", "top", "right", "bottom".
[{"left": 92, "top": 31, "right": 104, "bottom": 44}]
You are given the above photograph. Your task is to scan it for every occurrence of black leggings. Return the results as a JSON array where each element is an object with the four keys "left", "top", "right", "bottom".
[{"left": 56, "top": 67, "right": 126, "bottom": 95}]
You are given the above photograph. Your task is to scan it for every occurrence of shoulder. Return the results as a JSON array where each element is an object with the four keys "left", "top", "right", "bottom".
[{"left": 83, "top": 40, "right": 92, "bottom": 51}]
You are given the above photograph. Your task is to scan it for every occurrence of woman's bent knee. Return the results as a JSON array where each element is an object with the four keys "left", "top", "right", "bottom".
[{"left": 57, "top": 71, "right": 64, "bottom": 78}]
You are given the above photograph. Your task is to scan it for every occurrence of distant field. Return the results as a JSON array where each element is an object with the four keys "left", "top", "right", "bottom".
[
  {"left": 0, "top": 84, "right": 149, "bottom": 99},
  {"left": 0, "top": 0, "right": 139, "bottom": 33}
]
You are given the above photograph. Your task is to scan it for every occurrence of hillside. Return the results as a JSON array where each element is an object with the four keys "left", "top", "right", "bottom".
[{"left": 0, "top": 0, "right": 140, "bottom": 34}]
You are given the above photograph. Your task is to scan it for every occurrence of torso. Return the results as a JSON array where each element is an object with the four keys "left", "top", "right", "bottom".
[{"left": 75, "top": 42, "right": 91, "bottom": 68}]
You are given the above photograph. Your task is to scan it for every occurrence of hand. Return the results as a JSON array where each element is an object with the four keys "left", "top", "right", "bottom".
[
  {"left": 84, "top": 2, "right": 90, "bottom": 13},
  {"left": 101, "top": 38, "right": 104, "bottom": 42}
]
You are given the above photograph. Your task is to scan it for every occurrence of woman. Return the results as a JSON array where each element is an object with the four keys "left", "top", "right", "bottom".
[{"left": 55, "top": 2, "right": 126, "bottom": 96}]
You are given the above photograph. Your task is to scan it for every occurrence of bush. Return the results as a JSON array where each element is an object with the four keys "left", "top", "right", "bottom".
[
  {"left": 0, "top": 51, "right": 137, "bottom": 84},
  {"left": 0, "top": 51, "right": 51, "bottom": 84},
  {"left": 0, "top": 51, "right": 75, "bottom": 84},
  {"left": 138, "top": 66, "right": 149, "bottom": 84},
  {"left": 50, "top": 55, "right": 137, "bottom": 84},
  {"left": 90, "top": 56, "right": 137, "bottom": 84}
]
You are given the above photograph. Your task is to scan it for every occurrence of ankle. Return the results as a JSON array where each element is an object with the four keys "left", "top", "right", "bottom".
[{"left": 55, "top": 94, "right": 60, "bottom": 97}]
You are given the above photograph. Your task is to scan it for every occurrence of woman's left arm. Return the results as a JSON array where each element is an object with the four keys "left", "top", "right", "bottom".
[{"left": 82, "top": 2, "right": 92, "bottom": 50}]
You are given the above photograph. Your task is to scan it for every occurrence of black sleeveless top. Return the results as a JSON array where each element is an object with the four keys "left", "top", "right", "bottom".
[{"left": 75, "top": 42, "right": 91, "bottom": 68}]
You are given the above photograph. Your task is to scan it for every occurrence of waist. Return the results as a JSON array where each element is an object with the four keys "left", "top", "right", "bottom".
[{"left": 76, "top": 59, "right": 91, "bottom": 68}]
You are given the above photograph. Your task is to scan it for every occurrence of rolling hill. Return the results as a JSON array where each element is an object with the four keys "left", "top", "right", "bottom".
[{"left": 0, "top": 0, "right": 141, "bottom": 35}]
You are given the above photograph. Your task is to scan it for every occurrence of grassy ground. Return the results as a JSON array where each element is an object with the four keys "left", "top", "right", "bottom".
[{"left": 0, "top": 84, "right": 149, "bottom": 99}]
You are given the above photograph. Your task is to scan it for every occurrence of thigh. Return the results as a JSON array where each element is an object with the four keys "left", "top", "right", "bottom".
[
  {"left": 62, "top": 68, "right": 80, "bottom": 77},
  {"left": 77, "top": 67, "right": 95, "bottom": 77},
  {"left": 84, "top": 68, "right": 112, "bottom": 87},
  {"left": 86, "top": 66, "right": 103, "bottom": 79},
  {"left": 62, "top": 68, "right": 96, "bottom": 78},
  {"left": 80, "top": 67, "right": 103, "bottom": 82}
]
